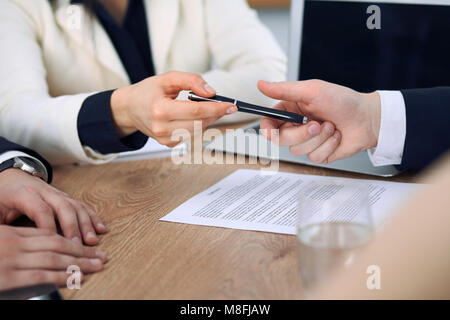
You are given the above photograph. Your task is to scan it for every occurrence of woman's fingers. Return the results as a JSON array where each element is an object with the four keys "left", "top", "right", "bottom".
[
  {"left": 144, "top": 100, "right": 236, "bottom": 140},
  {"left": 166, "top": 118, "right": 218, "bottom": 134},
  {"left": 160, "top": 71, "right": 217, "bottom": 98},
  {"left": 12, "top": 252, "right": 103, "bottom": 273},
  {"left": 150, "top": 117, "right": 224, "bottom": 147},
  {"left": 158, "top": 100, "right": 237, "bottom": 121},
  {"left": 21, "top": 234, "right": 106, "bottom": 262},
  {"left": 289, "top": 122, "right": 336, "bottom": 156},
  {"left": 307, "top": 131, "right": 341, "bottom": 164}
]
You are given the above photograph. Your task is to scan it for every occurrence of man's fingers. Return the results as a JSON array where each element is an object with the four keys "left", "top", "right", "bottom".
[
  {"left": 258, "top": 80, "right": 319, "bottom": 104},
  {"left": 21, "top": 234, "right": 106, "bottom": 262},
  {"left": 260, "top": 101, "right": 302, "bottom": 135},
  {"left": 161, "top": 71, "right": 217, "bottom": 98},
  {"left": 39, "top": 187, "right": 105, "bottom": 244},
  {"left": 307, "top": 131, "right": 341, "bottom": 164},
  {"left": 279, "top": 122, "right": 320, "bottom": 146},
  {"left": 82, "top": 203, "right": 107, "bottom": 234},
  {"left": 271, "top": 121, "right": 322, "bottom": 146},
  {"left": 75, "top": 208, "right": 99, "bottom": 246},
  {"left": 12, "top": 252, "right": 103, "bottom": 273},
  {"left": 327, "top": 146, "right": 355, "bottom": 164},
  {"left": 260, "top": 102, "right": 290, "bottom": 139},
  {"left": 261, "top": 121, "right": 299, "bottom": 142},
  {"left": 260, "top": 116, "right": 280, "bottom": 139},
  {"left": 289, "top": 122, "right": 336, "bottom": 156},
  {"left": 13, "top": 189, "right": 57, "bottom": 233},
  {"left": 9, "top": 227, "right": 54, "bottom": 238},
  {"left": 40, "top": 191, "right": 83, "bottom": 244}
]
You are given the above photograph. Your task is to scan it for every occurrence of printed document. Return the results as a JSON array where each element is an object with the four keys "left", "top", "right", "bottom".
[{"left": 160, "top": 169, "right": 421, "bottom": 235}]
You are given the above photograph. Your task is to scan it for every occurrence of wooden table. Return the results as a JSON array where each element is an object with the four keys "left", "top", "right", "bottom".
[
  {"left": 57, "top": 125, "right": 416, "bottom": 300},
  {"left": 248, "top": 0, "right": 291, "bottom": 8}
]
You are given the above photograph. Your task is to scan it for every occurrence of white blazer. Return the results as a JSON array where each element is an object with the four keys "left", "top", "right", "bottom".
[{"left": 0, "top": 0, "right": 286, "bottom": 165}]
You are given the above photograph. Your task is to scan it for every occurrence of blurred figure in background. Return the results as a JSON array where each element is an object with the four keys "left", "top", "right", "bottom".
[{"left": 313, "top": 155, "right": 450, "bottom": 299}]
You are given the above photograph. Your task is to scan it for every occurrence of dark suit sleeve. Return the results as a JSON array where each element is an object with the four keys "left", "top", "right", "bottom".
[
  {"left": 0, "top": 137, "right": 53, "bottom": 183},
  {"left": 77, "top": 91, "right": 148, "bottom": 154},
  {"left": 398, "top": 87, "right": 450, "bottom": 170}
]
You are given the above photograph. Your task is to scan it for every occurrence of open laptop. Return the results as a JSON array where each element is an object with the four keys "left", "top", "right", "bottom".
[{"left": 205, "top": 0, "right": 450, "bottom": 177}]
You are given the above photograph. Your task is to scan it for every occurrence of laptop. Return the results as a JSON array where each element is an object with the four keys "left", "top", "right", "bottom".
[{"left": 205, "top": 0, "right": 450, "bottom": 177}]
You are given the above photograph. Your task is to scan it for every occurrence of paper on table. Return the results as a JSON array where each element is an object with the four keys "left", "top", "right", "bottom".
[
  {"left": 160, "top": 169, "right": 422, "bottom": 235},
  {"left": 113, "top": 138, "right": 187, "bottom": 163}
]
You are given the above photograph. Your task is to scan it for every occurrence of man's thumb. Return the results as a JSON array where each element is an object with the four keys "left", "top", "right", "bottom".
[{"left": 257, "top": 80, "right": 316, "bottom": 103}]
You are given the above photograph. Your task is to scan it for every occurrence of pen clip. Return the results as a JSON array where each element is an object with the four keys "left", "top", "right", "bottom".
[{"left": 188, "top": 92, "right": 222, "bottom": 103}]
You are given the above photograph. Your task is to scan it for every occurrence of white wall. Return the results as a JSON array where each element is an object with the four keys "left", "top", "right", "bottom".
[{"left": 255, "top": 8, "right": 291, "bottom": 54}]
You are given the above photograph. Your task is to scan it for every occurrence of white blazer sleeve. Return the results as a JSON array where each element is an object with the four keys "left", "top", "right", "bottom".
[
  {"left": 0, "top": 1, "right": 116, "bottom": 165},
  {"left": 202, "top": 0, "right": 287, "bottom": 124}
]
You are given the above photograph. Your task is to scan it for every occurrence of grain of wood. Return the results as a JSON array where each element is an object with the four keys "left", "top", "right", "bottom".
[
  {"left": 55, "top": 126, "right": 416, "bottom": 299},
  {"left": 248, "top": 0, "right": 291, "bottom": 8}
]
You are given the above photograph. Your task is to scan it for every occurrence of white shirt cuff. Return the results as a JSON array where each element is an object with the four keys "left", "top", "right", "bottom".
[
  {"left": 367, "top": 91, "right": 406, "bottom": 167},
  {"left": 0, "top": 151, "right": 49, "bottom": 182}
]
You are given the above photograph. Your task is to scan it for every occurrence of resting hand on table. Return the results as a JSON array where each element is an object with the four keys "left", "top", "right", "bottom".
[
  {"left": 110, "top": 71, "right": 238, "bottom": 147},
  {"left": 0, "top": 225, "right": 106, "bottom": 291},
  {"left": 0, "top": 169, "right": 106, "bottom": 245},
  {"left": 258, "top": 80, "right": 381, "bottom": 164}
]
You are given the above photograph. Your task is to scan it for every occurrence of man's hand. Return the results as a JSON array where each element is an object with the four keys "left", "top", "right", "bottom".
[
  {"left": 0, "top": 225, "right": 106, "bottom": 292},
  {"left": 0, "top": 169, "right": 106, "bottom": 245},
  {"left": 258, "top": 80, "right": 381, "bottom": 164}
]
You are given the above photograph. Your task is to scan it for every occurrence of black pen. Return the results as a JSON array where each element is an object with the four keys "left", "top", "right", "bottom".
[{"left": 188, "top": 92, "right": 305, "bottom": 124}]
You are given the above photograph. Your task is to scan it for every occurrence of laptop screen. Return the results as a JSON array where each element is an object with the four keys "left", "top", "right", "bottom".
[{"left": 299, "top": 0, "right": 450, "bottom": 92}]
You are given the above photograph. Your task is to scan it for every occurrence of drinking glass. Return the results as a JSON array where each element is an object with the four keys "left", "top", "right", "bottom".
[{"left": 296, "top": 180, "right": 374, "bottom": 296}]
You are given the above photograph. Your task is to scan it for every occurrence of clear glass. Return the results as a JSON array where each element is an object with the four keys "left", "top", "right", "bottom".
[{"left": 296, "top": 180, "right": 374, "bottom": 296}]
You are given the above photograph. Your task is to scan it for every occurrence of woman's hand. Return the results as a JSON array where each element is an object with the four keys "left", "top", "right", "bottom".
[
  {"left": 0, "top": 225, "right": 106, "bottom": 292},
  {"left": 110, "top": 71, "right": 238, "bottom": 147},
  {"left": 258, "top": 79, "right": 381, "bottom": 164},
  {"left": 0, "top": 169, "right": 107, "bottom": 246}
]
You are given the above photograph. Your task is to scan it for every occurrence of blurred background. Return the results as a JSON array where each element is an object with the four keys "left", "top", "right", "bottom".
[{"left": 249, "top": 0, "right": 291, "bottom": 54}]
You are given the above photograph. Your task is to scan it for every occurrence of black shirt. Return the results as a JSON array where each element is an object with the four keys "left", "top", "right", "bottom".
[{"left": 73, "top": 0, "right": 155, "bottom": 154}]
